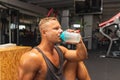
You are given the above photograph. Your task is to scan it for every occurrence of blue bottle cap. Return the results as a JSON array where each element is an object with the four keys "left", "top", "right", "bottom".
[{"left": 60, "top": 32, "right": 65, "bottom": 41}]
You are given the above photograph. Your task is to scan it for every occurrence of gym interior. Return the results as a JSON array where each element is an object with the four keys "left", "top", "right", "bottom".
[{"left": 0, "top": 0, "right": 120, "bottom": 80}]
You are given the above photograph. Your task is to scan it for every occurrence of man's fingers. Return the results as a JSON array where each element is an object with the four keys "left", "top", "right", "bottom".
[{"left": 66, "top": 29, "right": 80, "bottom": 33}]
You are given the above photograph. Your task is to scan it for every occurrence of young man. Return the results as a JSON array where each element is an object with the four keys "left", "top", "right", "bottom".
[{"left": 18, "top": 17, "right": 88, "bottom": 80}]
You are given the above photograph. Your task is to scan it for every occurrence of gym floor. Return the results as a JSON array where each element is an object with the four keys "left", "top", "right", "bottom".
[{"left": 85, "top": 50, "right": 120, "bottom": 80}]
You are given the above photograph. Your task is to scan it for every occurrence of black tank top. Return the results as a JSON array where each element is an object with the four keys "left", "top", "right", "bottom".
[{"left": 35, "top": 46, "right": 65, "bottom": 80}]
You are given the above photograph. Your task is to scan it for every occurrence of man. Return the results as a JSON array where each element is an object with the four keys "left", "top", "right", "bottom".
[{"left": 18, "top": 17, "right": 88, "bottom": 80}]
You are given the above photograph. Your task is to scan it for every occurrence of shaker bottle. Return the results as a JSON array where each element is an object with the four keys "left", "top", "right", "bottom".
[{"left": 60, "top": 31, "right": 81, "bottom": 43}]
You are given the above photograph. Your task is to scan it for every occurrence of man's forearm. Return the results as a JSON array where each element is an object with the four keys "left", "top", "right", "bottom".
[{"left": 76, "top": 40, "right": 88, "bottom": 60}]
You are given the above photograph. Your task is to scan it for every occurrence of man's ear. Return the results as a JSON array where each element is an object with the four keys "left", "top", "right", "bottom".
[{"left": 42, "top": 29, "right": 47, "bottom": 36}]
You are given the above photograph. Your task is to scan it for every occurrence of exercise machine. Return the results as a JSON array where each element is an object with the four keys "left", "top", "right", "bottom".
[{"left": 99, "top": 12, "right": 120, "bottom": 57}]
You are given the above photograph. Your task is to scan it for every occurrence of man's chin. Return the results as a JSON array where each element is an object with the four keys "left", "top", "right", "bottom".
[{"left": 56, "top": 40, "right": 62, "bottom": 43}]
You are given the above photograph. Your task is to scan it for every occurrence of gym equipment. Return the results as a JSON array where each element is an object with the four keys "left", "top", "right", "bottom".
[{"left": 99, "top": 12, "right": 120, "bottom": 57}]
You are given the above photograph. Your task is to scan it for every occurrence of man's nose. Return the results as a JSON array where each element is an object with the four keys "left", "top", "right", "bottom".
[{"left": 59, "top": 29, "right": 63, "bottom": 33}]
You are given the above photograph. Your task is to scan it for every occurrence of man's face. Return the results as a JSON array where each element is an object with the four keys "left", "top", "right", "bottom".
[{"left": 45, "top": 20, "right": 63, "bottom": 43}]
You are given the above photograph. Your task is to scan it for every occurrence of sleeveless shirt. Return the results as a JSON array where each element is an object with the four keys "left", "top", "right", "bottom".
[{"left": 35, "top": 46, "right": 65, "bottom": 80}]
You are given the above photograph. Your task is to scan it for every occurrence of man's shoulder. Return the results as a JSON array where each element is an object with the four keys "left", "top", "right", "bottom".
[
  {"left": 19, "top": 51, "right": 42, "bottom": 72},
  {"left": 20, "top": 48, "right": 43, "bottom": 64},
  {"left": 22, "top": 48, "right": 38, "bottom": 57}
]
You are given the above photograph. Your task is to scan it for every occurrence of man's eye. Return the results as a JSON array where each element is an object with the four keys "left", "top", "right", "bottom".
[{"left": 54, "top": 28, "right": 59, "bottom": 30}]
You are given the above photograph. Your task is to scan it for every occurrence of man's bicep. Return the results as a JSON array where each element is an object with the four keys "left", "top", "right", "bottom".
[
  {"left": 18, "top": 62, "right": 36, "bottom": 80},
  {"left": 64, "top": 50, "right": 78, "bottom": 61},
  {"left": 59, "top": 46, "right": 78, "bottom": 61},
  {"left": 18, "top": 53, "right": 39, "bottom": 80}
]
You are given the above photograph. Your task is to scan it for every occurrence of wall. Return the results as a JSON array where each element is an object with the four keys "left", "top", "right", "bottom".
[{"left": 102, "top": 0, "right": 120, "bottom": 22}]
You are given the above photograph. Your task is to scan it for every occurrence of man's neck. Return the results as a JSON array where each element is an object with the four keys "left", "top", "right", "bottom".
[{"left": 38, "top": 40, "right": 55, "bottom": 53}]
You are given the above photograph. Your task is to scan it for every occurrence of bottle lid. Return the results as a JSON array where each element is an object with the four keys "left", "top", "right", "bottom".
[{"left": 60, "top": 32, "right": 65, "bottom": 41}]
